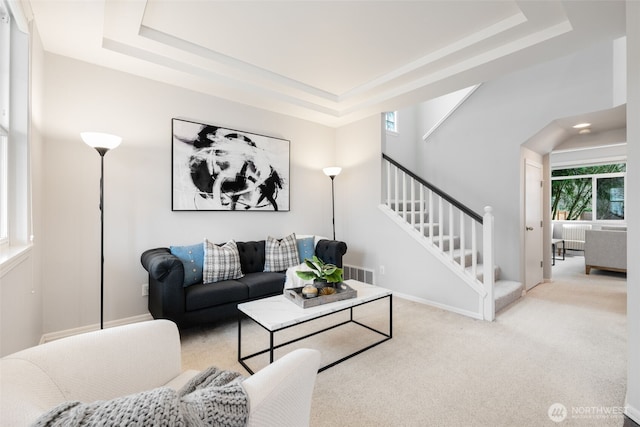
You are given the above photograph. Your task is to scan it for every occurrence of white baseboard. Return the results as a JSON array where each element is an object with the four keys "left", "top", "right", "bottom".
[
  {"left": 39, "top": 313, "right": 154, "bottom": 344},
  {"left": 393, "top": 292, "right": 483, "bottom": 320},
  {"left": 625, "top": 402, "right": 640, "bottom": 425}
]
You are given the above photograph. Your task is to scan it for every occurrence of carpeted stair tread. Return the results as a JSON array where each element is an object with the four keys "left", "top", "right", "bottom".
[
  {"left": 413, "top": 223, "right": 440, "bottom": 237},
  {"left": 430, "top": 235, "right": 459, "bottom": 251},
  {"left": 466, "top": 264, "right": 500, "bottom": 282},
  {"left": 494, "top": 280, "right": 524, "bottom": 313}
]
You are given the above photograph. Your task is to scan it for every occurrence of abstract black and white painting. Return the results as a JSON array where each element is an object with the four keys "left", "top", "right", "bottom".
[{"left": 172, "top": 119, "right": 290, "bottom": 211}]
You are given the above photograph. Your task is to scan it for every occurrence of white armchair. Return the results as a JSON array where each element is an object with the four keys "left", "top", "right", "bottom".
[
  {"left": 584, "top": 229, "right": 627, "bottom": 274},
  {"left": 0, "top": 320, "right": 320, "bottom": 427}
]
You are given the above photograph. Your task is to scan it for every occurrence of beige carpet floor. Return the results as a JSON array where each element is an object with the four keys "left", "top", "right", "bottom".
[{"left": 180, "top": 254, "right": 627, "bottom": 426}]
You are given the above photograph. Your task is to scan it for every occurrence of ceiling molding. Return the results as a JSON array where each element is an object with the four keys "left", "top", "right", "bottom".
[{"left": 28, "top": 0, "right": 626, "bottom": 127}]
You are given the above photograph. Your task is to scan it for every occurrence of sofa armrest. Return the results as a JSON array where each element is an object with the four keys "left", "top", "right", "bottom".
[
  {"left": 141, "top": 247, "right": 183, "bottom": 282},
  {"left": 243, "top": 348, "right": 321, "bottom": 427},
  {"left": 141, "top": 248, "right": 188, "bottom": 322},
  {"left": 0, "top": 320, "right": 182, "bottom": 426},
  {"left": 315, "top": 239, "right": 348, "bottom": 267}
]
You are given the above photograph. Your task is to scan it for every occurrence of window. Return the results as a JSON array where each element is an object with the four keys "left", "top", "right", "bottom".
[
  {"left": 596, "top": 176, "right": 625, "bottom": 219},
  {"left": 551, "top": 163, "right": 626, "bottom": 221},
  {"left": 0, "top": 133, "right": 7, "bottom": 244},
  {"left": 385, "top": 111, "right": 398, "bottom": 133},
  {"left": 0, "top": 5, "right": 9, "bottom": 245},
  {"left": 0, "top": 0, "right": 30, "bottom": 253}
]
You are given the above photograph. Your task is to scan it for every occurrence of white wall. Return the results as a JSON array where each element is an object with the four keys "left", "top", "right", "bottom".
[
  {"left": 613, "top": 36, "right": 627, "bottom": 106},
  {"left": 625, "top": 0, "right": 640, "bottom": 422},
  {"left": 381, "top": 106, "right": 418, "bottom": 171},
  {"left": 412, "top": 41, "right": 616, "bottom": 281},
  {"left": 550, "top": 140, "right": 627, "bottom": 167},
  {"left": 39, "top": 53, "right": 337, "bottom": 334}
]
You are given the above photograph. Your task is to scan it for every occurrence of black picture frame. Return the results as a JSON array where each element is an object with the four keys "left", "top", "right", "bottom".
[{"left": 172, "top": 118, "right": 290, "bottom": 211}]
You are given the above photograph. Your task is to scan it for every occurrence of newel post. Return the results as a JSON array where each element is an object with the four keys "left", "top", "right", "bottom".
[{"left": 482, "top": 206, "right": 495, "bottom": 321}]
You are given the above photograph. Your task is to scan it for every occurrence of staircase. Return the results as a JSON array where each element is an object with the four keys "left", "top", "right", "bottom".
[{"left": 381, "top": 154, "right": 523, "bottom": 320}]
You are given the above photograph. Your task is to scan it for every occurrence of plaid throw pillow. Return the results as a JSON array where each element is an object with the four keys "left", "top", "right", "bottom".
[
  {"left": 203, "top": 239, "right": 244, "bottom": 284},
  {"left": 264, "top": 233, "right": 300, "bottom": 272}
]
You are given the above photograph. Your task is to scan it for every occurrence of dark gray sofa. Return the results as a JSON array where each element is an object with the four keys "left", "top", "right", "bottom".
[{"left": 140, "top": 238, "right": 347, "bottom": 328}]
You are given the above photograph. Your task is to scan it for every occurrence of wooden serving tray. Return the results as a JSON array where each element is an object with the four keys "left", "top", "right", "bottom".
[{"left": 284, "top": 283, "right": 357, "bottom": 308}]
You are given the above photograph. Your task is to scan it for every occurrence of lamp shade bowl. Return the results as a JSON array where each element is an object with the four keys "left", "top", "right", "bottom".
[
  {"left": 81, "top": 132, "right": 122, "bottom": 150},
  {"left": 323, "top": 166, "right": 342, "bottom": 178}
]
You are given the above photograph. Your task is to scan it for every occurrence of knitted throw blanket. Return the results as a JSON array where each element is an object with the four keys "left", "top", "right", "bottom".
[{"left": 32, "top": 367, "right": 248, "bottom": 427}]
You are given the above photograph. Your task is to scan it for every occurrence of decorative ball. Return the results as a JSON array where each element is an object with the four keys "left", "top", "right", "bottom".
[{"left": 302, "top": 285, "right": 318, "bottom": 298}]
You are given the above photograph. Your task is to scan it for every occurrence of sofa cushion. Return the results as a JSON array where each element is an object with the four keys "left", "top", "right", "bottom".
[
  {"left": 203, "top": 239, "right": 244, "bottom": 284},
  {"left": 239, "top": 272, "right": 286, "bottom": 298},
  {"left": 236, "top": 241, "right": 266, "bottom": 274},
  {"left": 185, "top": 280, "right": 249, "bottom": 311},
  {"left": 170, "top": 243, "right": 204, "bottom": 287},
  {"left": 264, "top": 234, "right": 300, "bottom": 272}
]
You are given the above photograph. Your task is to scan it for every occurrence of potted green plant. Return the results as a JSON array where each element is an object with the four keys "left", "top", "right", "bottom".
[{"left": 296, "top": 256, "right": 343, "bottom": 287}]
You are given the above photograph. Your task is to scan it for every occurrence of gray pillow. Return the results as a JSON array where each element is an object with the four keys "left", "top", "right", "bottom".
[
  {"left": 264, "top": 233, "right": 300, "bottom": 272},
  {"left": 203, "top": 239, "right": 244, "bottom": 284}
]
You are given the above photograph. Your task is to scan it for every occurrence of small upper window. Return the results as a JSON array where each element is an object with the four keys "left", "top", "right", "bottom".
[{"left": 385, "top": 111, "right": 398, "bottom": 134}]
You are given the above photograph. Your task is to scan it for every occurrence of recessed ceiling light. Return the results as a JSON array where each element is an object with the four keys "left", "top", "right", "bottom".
[
  {"left": 573, "top": 122, "right": 591, "bottom": 129},
  {"left": 579, "top": 128, "right": 591, "bottom": 134}
]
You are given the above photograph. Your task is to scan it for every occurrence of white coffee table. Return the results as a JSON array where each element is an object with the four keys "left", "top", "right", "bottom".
[{"left": 237, "top": 279, "right": 392, "bottom": 374}]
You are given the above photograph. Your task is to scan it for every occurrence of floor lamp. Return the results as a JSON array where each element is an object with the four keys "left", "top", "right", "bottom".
[
  {"left": 81, "top": 132, "right": 122, "bottom": 329},
  {"left": 323, "top": 167, "right": 342, "bottom": 240}
]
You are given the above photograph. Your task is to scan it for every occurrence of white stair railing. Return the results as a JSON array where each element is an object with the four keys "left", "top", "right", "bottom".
[{"left": 381, "top": 154, "right": 495, "bottom": 319}]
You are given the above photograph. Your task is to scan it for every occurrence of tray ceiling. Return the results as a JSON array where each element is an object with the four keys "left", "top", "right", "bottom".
[{"left": 27, "top": 0, "right": 625, "bottom": 127}]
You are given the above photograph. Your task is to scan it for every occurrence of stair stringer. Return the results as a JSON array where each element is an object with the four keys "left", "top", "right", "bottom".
[{"left": 379, "top": 204, "right": 488, "bottom": 311}]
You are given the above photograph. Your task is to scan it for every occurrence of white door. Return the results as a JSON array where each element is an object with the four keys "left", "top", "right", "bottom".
[{"left": 525, "top": 160, "right": 544, "bottom": 290}]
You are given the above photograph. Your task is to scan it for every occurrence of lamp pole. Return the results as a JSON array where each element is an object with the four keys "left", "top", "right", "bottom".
[
  {"left": 329, "top": 175, "right": 336, "bottom": 240},
  {"left": 97, "top": 148, "right": 107, "bottom": 330},
  {"left": 323, "top": 167, "right": 342, "bottom": 240},
  {"left": 81, "top": 132, "right": 122, "bottom": 330}
]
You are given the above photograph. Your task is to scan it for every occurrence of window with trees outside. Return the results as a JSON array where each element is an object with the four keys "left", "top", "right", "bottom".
[{"left": 551, "top": 163, "right": 626, "bottom": 221}]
